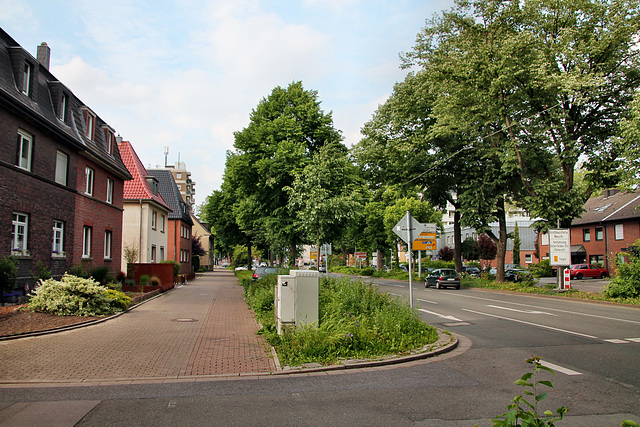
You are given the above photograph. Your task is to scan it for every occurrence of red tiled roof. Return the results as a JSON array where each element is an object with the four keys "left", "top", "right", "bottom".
[{"left": 118, "top": 141, "right": 172, "bottom": 212}]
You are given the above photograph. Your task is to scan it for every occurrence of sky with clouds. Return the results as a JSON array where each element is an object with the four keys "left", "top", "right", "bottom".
[{"left": 1, "top": 0, "right": 454, "bottom": 209}]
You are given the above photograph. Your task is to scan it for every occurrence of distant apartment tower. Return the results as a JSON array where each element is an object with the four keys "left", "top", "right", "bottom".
[{"left": 164, "top": 161, "right": 196, "bottom": 211}]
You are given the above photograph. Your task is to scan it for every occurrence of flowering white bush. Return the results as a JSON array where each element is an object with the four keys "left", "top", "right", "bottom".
[{"left": 29, "top": 274, "right": 130, "bottom": 316}]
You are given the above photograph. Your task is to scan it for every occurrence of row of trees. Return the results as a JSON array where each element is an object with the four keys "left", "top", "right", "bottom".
[{"left": 202, "top": 0, "right": 640, "bottom": 281}]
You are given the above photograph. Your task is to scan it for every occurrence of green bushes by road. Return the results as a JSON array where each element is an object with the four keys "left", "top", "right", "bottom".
[{"left": 237, "top": 270, "right": 438, "bottom": 366}]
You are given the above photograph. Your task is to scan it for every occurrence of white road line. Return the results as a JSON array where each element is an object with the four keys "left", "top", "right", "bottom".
[
  {"left": 626, "top": 338, "right": 640, "bottom": 342},
  {"left": 604, "top": 339, "right": 631, "bottom": 344},
  {"left": 462, "top": 308, "right": 599, "bottom": 339},
  {"left": 416, "top": 298, "right": 438, "bottom": 305},
  {"left": 539, "top": 360, "right": 582, "bottom": 376},
  {"left": 453, "top": 292, "right": 640, "bottom": 325},
  {"left": 486, "top": 305, "right": 557, "bottom": 316},
  {"left": 418, "top": 309, "right": 462, "bottom": 322}
]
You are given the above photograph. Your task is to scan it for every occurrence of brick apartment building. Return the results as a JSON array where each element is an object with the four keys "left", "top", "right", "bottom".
[{"left": 0, "top": 29, "right": 131, "bottom": 295}]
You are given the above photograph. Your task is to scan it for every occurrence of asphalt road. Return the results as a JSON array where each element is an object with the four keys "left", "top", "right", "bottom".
[{"left": 0, "top": 276, "right": 638, "bottom": 426}]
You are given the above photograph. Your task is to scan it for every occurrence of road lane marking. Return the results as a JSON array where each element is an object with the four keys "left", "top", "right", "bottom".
[
  {"left": 604, "top": 339, "right": 630, "bottom": 344},
  {"left": 626, "top": 338, "right": 640, "bottom": 342},
  {"left": 486, "top": 305, "right": 557, "bottom": 316},
  {"left": 452, "top": 292, "right": 640, "bottom": 325},
  {"left": 418, "top": 309, "right": 462, "bottom": 322},
  {"left": 417, "top": 298, "right": 438, "bottom": 305},
  {"left": 539, "top": 360, "right": 582, "bottom": 376},
  {"left": 461, "top": 309, "right": 599, "bottom": 339}
]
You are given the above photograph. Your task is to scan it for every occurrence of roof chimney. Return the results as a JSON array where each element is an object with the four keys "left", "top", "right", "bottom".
[{"left": 37, "top": 42, "right": 50, "bottom": 70}]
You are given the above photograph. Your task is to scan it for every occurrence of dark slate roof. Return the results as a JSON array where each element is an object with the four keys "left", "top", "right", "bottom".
[
  {"left": 572, "top": 190, "right": 640, "bottom": 226},
  {"left": 0, "top": 28, "right": 131, "bottom": 180},
  {"left": 147, "top": 169, "right": 194, "bottom": 225}
]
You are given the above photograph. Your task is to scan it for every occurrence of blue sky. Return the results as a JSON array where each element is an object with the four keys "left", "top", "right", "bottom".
[{"left": 1, "top": 0, "right": 454, "bottom": 208}]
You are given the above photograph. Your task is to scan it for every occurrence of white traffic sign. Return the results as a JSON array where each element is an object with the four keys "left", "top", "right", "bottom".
[
  {"left": 549, "top": 229, "right": 571, "bottom": 266},
  {"left": 393, "top": 212, "right": 429, "bottom": 243}
]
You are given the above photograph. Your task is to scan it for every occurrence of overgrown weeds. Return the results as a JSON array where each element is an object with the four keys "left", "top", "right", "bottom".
[{"left": 239, "top": 271, "right": 438, "bottom": 366}]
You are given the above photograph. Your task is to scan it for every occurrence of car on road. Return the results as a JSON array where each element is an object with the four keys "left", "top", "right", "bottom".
[
  {"left": 425, "top": 269, "right": 461, "bottom": 289},
  {"left": 569, "top": 264, "right": 609, "bottom": 280},
  {"left": 318, "top": 265, "right": 327, "bottom": 273},
  {"left": 462, "top": 266, "right": 481, "bottom": 277},
  {"left": 252, "top": 266, "right": 279, "bottom": 280},
  {"left": 504, "top": 268, "right": 533, "bottom": 282}
]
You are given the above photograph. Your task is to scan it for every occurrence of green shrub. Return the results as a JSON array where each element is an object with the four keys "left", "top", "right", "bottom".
[
  {"left": 68, "top": 264, "right": 89, "bottom": 278},
  {"left": 604, "top": 253, "right": 640, "bottom": 299},
  {"left": 0, "top": 256, "right": 18, "bottom": 294},
  {"left": 29, "top": 274, "right": 130, "bottom": 316},
  {"left": 359, "top": 267, "right": 375, "bottom": 276},
  {"left": 139, "top": 274, "right": 150, "bottom": 285},
  {"left": 530, "top": 259, "right": 554, "bottom": 278},
  {"left": 90, "top": 266, "right": 110, "bottom": 284},
  {"left": 149, "top": 276, "right": 161, "bottom": 287}
]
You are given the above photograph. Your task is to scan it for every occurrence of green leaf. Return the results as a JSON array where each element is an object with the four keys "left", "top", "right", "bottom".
[
  {"left": 515, "top": 379, "right": 533, "bottom": 387},
  {"left": 538, "top": 380, "right": 554, "bottom": 388},
  {"left": 535, "top": 392, "right": 548, "bottom": 402}
]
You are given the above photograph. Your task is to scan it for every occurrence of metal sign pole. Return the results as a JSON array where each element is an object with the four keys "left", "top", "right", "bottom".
[{"left": 407, "top": 211, "right": 413, "bottom": 309}]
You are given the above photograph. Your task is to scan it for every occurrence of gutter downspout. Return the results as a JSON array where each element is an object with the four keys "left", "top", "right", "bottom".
[{"left": 139, "top": 199, "right": 142, "bottom": 263}]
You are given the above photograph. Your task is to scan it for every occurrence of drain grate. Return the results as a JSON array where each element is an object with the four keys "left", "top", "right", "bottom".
[{"left": 172, "top": 318, "right": 199, "bottom": 322}]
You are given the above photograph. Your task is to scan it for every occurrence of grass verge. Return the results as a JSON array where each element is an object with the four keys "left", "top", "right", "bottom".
[{"left": 237, "top": 270, "right": 439, "bottom": 367}]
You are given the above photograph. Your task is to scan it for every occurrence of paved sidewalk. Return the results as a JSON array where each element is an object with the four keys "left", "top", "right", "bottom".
[{"left": 0, "top": 271, "right": 276, "bottom": 384}]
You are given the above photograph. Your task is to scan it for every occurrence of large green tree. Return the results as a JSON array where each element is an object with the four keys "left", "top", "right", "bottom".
[
  {"left": 226, "top": 81, "right": 343, "bottom": 264},
  {"left": 287, "top": 142, "right": 363, "bottom": 263}
]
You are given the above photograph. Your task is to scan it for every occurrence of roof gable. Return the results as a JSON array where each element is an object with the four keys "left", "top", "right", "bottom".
[
  {"left": 147, "top": 169, "right": 194, "bottom": 225},
  {"left": 119, "top": 141, "right": 171, "bottom": 212}
]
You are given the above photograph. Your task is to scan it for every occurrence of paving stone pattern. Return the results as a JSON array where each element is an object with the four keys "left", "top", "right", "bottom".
[{"left": 0, "top": 271, "right": 276, "bottom": 383}]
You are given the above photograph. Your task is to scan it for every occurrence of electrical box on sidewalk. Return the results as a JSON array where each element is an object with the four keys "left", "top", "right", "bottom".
[{"left": 275, "top": 270, "right": 319, "bottom": 335}]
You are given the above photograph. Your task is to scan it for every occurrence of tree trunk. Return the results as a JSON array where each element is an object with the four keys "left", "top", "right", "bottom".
[
  {"left": 376, "top": 248, "right": 384, "bottom": 271},
  {"left": 247, "top": 242, "right": 253, "bottom": 271},
  {"left": 495, "top": 198, "right": 507, "bottom": 283},
  {"left": 289, "top": 239, "right": 297, "bottom": 268},
  {"left": 453, "top": 209, "right": 463, "bottom": 272}
]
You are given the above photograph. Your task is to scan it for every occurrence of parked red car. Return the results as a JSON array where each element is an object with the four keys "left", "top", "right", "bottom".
[{"left": 569, "top": 264, "right": 609, "bottom": 280}]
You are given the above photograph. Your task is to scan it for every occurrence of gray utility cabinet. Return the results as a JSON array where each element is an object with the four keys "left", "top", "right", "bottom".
[{"left": 275, "top": 270, "right": 319, "bottom": 335}]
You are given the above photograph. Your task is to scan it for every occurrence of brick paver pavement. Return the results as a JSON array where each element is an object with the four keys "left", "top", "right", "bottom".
[{"left": 0, "top": 271, "right": 276, "bottom": 383}]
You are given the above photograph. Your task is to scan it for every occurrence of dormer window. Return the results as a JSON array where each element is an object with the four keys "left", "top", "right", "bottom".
[
  {"left": 145, "top": 176, "right": 159, "bottom": 195},
  {"left": 22, "top": 62, "right": 31, "bottom": 96},
  {"left": 59, "top": 93, "right": 68, "bottom": 122},
  {"left": 102, "top": 125, "right": 115, "bottom": 155},
  {"left": 81, "top": 107, "right": 96, "bottom": 140}
]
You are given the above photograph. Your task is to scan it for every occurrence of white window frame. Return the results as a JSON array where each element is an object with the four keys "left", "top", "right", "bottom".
[
  {"left": 595, "top": 227, "right": 604, "bottom": 241},
  {"left": 52, "top": 220, "right": 64, "bottom": 255},
  {"left": 614, "top": 224, "right": 624, "bottom": 240},
  {"left": 104, "top": 230, "right": 112, "bottom": 259},
  {"left": 22, "top": 62, "right": 31, "bottom": 96},
  {"left": 85, "top": 112, "right": 94, "bottom": 139},
  {"left": 82, "top": 226, "right": 92, "bottom": 258},
  {"left": 85, "top": 167, "right": 94, "bottom": 196},
  {"left": 525, "top": 254, "right": 532, "bottom": 264},
  {"left": 11, "top": 212, "right": 28, "bottom": 253},
  {"left": 55, "top": 151, "right": 68, "bottom": 185},
  {"left": 17, "top": 130, "right": 33, "bottom": 171},
  {"left": 151, "top": 211, "right": 157, "bottom": 230},
  {"left": 60, "top": 93, "right": 68, "bottom": 122},
  {"left": 583, "top": 228, "right": 591, "bottom": 242},
  {"left": 160, "top": 215, "right": 165, "bottom": 233},
  {"left": 106, "top": 179, "right": 114, "bottom": 204}
]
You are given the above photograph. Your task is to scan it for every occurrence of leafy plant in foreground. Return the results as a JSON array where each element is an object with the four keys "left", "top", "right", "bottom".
[{"left": 491, "top": 356, "right": 567, "bottom": 426}]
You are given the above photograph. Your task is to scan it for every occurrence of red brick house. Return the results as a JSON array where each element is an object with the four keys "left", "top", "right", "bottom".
[
  {"left": 538, "top": 189, "right": 640, "bottom": 275},
  {"left": 0, "top": 29, "right": 131, "bottom": 295},
  {"left": 147, "top": 169, "right": 194, "bottom": 276}
]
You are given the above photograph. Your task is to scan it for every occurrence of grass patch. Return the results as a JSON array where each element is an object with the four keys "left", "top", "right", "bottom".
[
  {"left": 238, "top": 271, "right": 438, "bottom": 367},
  {"left": 462, "top": 276, "right": 640, "bottom": 305}
]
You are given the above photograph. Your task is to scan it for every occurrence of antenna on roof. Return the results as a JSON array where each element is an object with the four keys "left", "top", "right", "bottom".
[{"left": 163, "top": 146, "right": 169, "bottom": 167}]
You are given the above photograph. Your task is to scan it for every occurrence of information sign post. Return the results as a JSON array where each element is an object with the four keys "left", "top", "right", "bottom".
[
  {"left": 393, "top": 212, "right": 430, "bottom": 308},
  {"left": 549, "top": 229, "right": 571, "bottom": 290}
]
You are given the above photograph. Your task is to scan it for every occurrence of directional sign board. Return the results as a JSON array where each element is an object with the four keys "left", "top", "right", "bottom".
[
  {"left": 355, "top": 252, "right": 367, "bottom": 260},
  {"left": 393, "top": 212, "right": 429, "bottom": 243},
  {"left": 549, "top": 229, "right": 571, "bottom": 266},
  {"left": 413, "top": 231, "right": 437, "bottom": 250}
]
